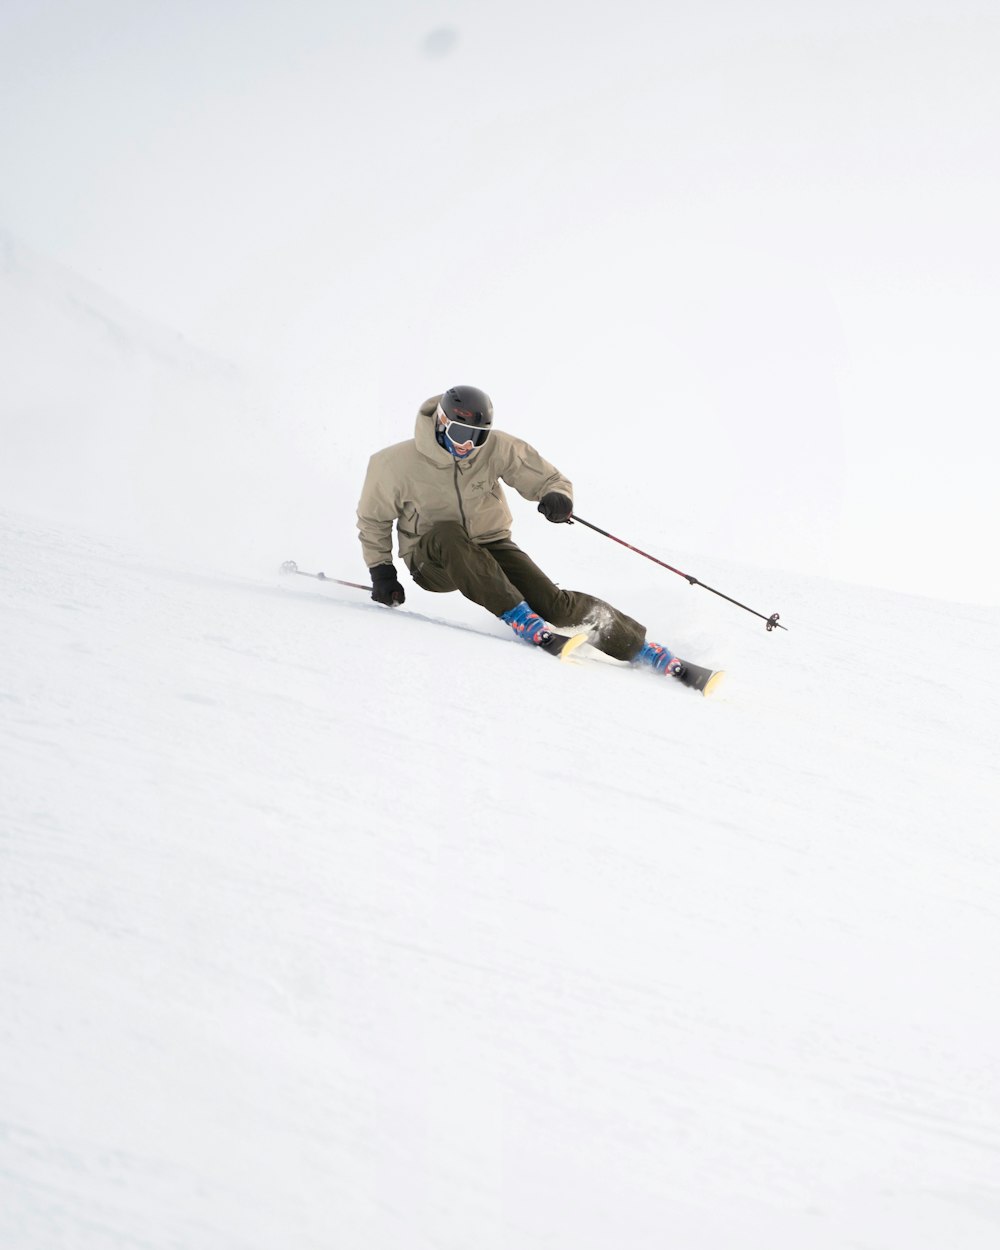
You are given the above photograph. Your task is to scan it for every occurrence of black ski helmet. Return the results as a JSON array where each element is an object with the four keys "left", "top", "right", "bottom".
[{"left": 438, "top": 385, "right": 493, "bottom": 432}]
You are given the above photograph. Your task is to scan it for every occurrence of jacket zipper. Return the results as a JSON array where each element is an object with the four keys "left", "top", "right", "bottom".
[{"left": 453, "top": 462, "right": 468, "bottom": 530}]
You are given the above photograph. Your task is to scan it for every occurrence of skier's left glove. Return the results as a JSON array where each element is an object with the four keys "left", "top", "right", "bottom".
[
  {"left": 370, "top": 563, "right": 406, "bottom": 606},
  {"left": 537, "top": 492, "right": 573, "bottom": 523}
]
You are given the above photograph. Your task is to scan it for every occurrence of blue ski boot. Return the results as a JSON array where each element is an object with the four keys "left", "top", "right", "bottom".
[
  {"left": 501, "top": 600, "right": 588, "bottom": 660},
  {"left": 635, "top": 640, "right": 723, "bottom": 695},
  {"left": 501, "top": 599, "right": 550, "bottom": 644},
  {"left": 635, "top": 640, "right": 684, "bottom": 676}
]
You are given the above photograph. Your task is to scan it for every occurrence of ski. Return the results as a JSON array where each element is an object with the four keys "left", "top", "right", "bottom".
[
  {"left": 539, "top": 630, "right": 590, "bottom": 662},
  {"left": 672, "top": 660, "right": 725, "bottom": 697},
  {"left": 579, "top": 645, "right": 724, "bottom": 695}
]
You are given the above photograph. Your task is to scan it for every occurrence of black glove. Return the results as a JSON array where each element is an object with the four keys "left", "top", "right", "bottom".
[
  {"left": 537, "top": 491, "right": 573, "bottom": 523},
  {"left": 370, "top": 563, "right": 405, "bottom": 606}
]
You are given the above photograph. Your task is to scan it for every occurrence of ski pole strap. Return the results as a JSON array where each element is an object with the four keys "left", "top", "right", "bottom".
[{"left": 569, "top": 516, "right": 787, "bottom": 632}]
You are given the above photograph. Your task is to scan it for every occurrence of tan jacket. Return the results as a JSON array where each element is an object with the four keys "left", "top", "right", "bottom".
[{"left": 357, "top": 396, "right": 573, "bottom": 571}]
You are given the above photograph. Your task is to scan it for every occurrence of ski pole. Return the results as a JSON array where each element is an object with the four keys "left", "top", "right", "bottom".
[
  {"left": 570, "top": 516, "right": 787, "bottom": 632},
  {"left": 279, "top": 560, "right": 369, "bottom": 592}
]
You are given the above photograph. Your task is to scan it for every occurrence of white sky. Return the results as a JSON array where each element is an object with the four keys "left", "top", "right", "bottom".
[{"left": 2, "top": 0, "right": 999, "bottom": 604}]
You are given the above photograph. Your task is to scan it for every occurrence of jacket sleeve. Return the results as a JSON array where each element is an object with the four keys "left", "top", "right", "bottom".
[
  {"left": 498, "top": 434, "right": 574, "bottom": 504},
  {"left": 357, "top": 452, "right": 399, "bottom": 569}
]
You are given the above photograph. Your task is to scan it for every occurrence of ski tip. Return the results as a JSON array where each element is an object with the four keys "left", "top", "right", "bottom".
[
  {"left": 702, "top": 670, "right": 725, "bottom": 697},
  {"left": 558, "top": 631, "right": 591, "bottom": 662}
]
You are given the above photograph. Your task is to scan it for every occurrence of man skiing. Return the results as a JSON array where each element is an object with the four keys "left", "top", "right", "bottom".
[{"left": 356, "top": 385, "right": 712, "bottom": 687}]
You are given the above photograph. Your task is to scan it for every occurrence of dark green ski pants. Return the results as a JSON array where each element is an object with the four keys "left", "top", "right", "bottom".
[{"left": 408, "top": 521, "right": 646, "bottom": 661}]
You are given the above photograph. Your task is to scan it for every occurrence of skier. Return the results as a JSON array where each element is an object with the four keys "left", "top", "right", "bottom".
[{"left": 356, "top": 385, "right": 710, "bottom": 686}]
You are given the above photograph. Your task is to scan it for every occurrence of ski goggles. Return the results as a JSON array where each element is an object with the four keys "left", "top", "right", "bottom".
[{"left": 442, "top": 418, "right": 491, "bottom": 449}]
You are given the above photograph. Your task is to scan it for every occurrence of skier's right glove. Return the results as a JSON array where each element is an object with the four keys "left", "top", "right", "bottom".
[{"left": 370, "top": 563, "right": 406, "bottom": 606}]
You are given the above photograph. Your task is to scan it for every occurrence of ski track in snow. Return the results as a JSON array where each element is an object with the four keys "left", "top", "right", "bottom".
[{"left": 2, "top": 511, "right": 999, "bottom": 1250}]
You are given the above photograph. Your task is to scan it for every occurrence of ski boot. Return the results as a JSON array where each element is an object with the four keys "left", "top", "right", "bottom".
[
  {"left": 635, "top": 640, "right": 724, "bottom": 696},
  {"left": 501, "top": 600, "right": 588, "bottom": 661}
]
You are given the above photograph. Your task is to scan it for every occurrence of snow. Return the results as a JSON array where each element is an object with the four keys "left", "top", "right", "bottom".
[
  {"left": 2, "top": 14, "right": 999, "bottom": 1237},
  {"left": 3, "top": 508, "right": 999, "bottom": 1249}
]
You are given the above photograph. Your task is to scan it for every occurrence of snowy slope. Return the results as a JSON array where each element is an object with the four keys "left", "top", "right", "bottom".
[
  {"left": 2, "top": 510, "right": 999, "bottom": 1250},
  {"left": 0, "top": 231, "right": 290, "bottom": 566}
]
